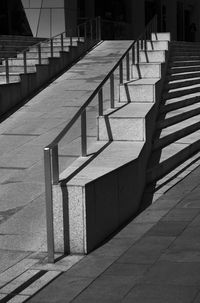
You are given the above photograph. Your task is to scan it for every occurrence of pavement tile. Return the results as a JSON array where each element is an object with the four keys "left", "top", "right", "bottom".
[
  {"left": 27, "top": 275, "right": 93, "bottom": 303},
  {"left": 0, "top": 250, "right": 31, "bottom": 274},
  {"left": 160, "top": 247, "right": 200, "bottom": 263},
  {"left": 192, "top": 291, "right": 200, "bottom": 303},
  {"left": 189, "top": 214, "right": 200, "bottom": 226},
  {"left": 103, "top": 263, "right": 150, "bottom": 278},
  {"left": 143, "top": 261, "right": 200, "bottom": 285},
  {"left": 71, "top": 275, "right": 136, "bottom": 302},
  {"left": 148, "top": 198, "right": 179, "bottom": 210},
  {"left": 5, "top": 295, "right": 30, "bottom": 303},
  {"left": 0, "top": 270, "right": 40, "bottom": 294},
  {"left": 20, "top": 271, "right": 61, "bottom": 296},
  {"left": 114, "top": 223, "right": 154, "bottom": 239},
  {"left": 146, "top": 221, "right": 188, "bottom": 237},
  {"left": 132, "top": 210, "right": 169, "bottom": 223},
  {"left": 122, "top": 284, "right": 199, "bottom": 303},
  {"left": 161, "top": 208, "right": 199, "bottom": 222},
  {"left": 91, "top": 237, "right": 137, "bottom": 257},
  {"left": 117, "top": 236, "right": 175, "bottom": 264},
  {"left": 0, "top": 259, "right": 38, "bottom": 285},
  {"left": 63, "top": 255, "right": 116, "bottom": 278},
  {"left": 31, "top": 255, "right": 84, "bottom": 271}
]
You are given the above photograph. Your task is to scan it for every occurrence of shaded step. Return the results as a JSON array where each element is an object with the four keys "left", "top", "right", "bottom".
[
  {"left": 157, "top": 103, "right": 200, "bottom": 129},
  {"left": 167, "top": 71, "right": 200, "bottom": 81},
  {"left": 0, "top": 72, "right": 20, "bottom": 83},
  {"left": 165, "top": 77, "right": 200, "bottom": 90},
  {"left": 160, "top": 95, "right": 200, "bottom": 113},
  {"left": 17, "top": 51, "right": 64, "bottom": 59},
  {"left": 2, "top": 58, "right": 49, "bottom": 66},
  {"left": 0, "top": 65, "right": 36, "bottom": 73},
  {"left": 163, "top": 84, "right": 200, "bottom": 100},
  {"left": 170, "top": 60, "right": 200, "bottom": 67},
  {"left": 147, "top": 135, "right": 200, "bottom": 183}
]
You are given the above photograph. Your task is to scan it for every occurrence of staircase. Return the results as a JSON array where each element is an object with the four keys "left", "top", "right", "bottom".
[
  {"left": 0, "top": 18, "right": 100, "bottom": 116},
  {"left": 144, "top": 41, "right": 200, "bottom": 204}
]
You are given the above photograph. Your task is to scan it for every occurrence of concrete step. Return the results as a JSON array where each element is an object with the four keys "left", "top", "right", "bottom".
[
  {"left": 139, "top": 50, "right": 166, "bottom": 63},
  {"left": 2, "top": 58, "right": 49, "bottom": 66},
  {"left": 170, "top": 55, "right": 200, "bottom": 61},
  {"left": 168, "top": 65, "right": 200, "bottom": 74},
  {"left": 147, "top": 134, "right": 200, "bottom": 183},
  {"left": 172, "top": 51, "right": 200, "bottom": 56},
  {"left": 17, "top": 51, "right": 64, "bottom": 59},
  {"left": 139, "top": 40, "right": 169, "bottom": 51},
  {"left": 167, "top": 71, "right": 200, "bottom": 81},
  {"left": 153, "top": 119, "right": 200, "bottom": 151},
  {"left": 132, "top": 62, "right": 165, "bottom": 79},
  {"left": 170, "top": 60, "right": 200, "bottom": 67},
  {"left": 157, "top": 103, "right": 200, "bottom": 129},
  {"left": 0, "top": 72, "right": 20, "bottom": 83},
  {"left": 163, "top": 84, "right": 200, "bottom": 100},
  {"left": 120, "top": 78, "right": 161, "bottom": 103},
  {"left": 40, "top": 40, "right": 79, "bottom": 47},
  {"left": 160, "top": 95, "right": 200, "bottom": 113},
  {"left": 165, "top": 77, "right": 200, "bottom": 90},
  {"left": 0, "top": 65, "right": 36, "bottom": 73},
  {"left": 151, "top": 32, "right": 171, "bottom": 41},
  {"left": 98, "top": 103, "right": 153, "bottom": 141}
]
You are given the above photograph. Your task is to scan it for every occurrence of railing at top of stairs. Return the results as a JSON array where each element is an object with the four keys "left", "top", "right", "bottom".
[
  {"left": 44, "top": 15, "right": 158, "bottom": 263},
  {"left": 4, "top": 16, "right": 101, "bottom": 84}
]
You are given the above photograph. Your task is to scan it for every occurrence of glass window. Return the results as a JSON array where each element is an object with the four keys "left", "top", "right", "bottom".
[
  {"left": 37, "top": 8, "right": 51, "bottom": 37},
  {"left": 24, "top": 8, "right": 40, "bottom": 36},
  {"left": 30, "top": 0, "right": 42, "bottom": 8},
  {"left": 52, "top": 8, "right": 65, "bottom": 36},
  {"left": 42, "top": 0, "right": 64, "bottom": 8}
]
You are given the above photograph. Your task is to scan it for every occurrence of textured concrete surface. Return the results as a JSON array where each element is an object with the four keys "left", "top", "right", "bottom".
[{"left": 26, "top": 164, "right": 200, "bottom": 303}]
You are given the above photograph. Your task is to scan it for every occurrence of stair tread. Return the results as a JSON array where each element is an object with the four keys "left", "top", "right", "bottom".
[
  {"left": 158, "top": 113, "right": 200, "bottom": 133},
  {"left": 161, "top": 102, "right": 200, "bottom": 119},
  {"left": 167, "top": 83, "right": 200, "bottom": 94},
  {"left": 127, "top": 78, "right": 160, "bottom": 85},
  {"left": 107, "top": 103, "right": 153, "bottom": 118},
  {"left": 60, "top": 141, "right": 145, "bottom": 185},
  {"left": 169, "top": 76, "right": 200, "bottom": 85}
]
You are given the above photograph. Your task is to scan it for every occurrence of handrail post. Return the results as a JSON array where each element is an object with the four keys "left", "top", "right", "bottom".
[
  {"left": 110, "top": 73, "right": 115, "bottom": 108},
  {"left": 52, "top": 145, "right": 59, "bottom": 185},
  {"left": 77, "top": 26, "right": 80, "bottom": 42},
  {"left": 132, "top": 44, "right": 135, "bottom": 65},
  {"left": 98, "top": 16, "right": 101, "bottom": 40},
  {"left": 90, "top": 20, "right": 93, "bottom": 40},
  {"left": 81, "top": 109, "right": 87, "bottom": 157},
  {"left": 23, "top": 51, "right": 27, "bottom": 74},
  {"left": 84, "top": 23, "right": 87, "bottom": 41},
  {"left": 119, "top": 61, "right": 123, "bottom": 84},
  {"left": 61, "top": 33, "right": 64, "bottom": 51},
  {"left": 38, "top": 44, "right": 41, "bottom": 64},
  {"left": 98, "top": 88, "right": 103, "bottom": 116},
  {"left": 126, "top": 53, "right": 130, "bottom": 81},
  {"left": 5, "top": 59, "right": 9, "bottom": 84},
  {"left": 137, "top": 40, "right": 140, "bottom": 64},
  {"left": 50, "top": 38, "right": 53, "bottom": 57},
  {"left": 44, "top": 147, "right": 55, "bottom": 263}
]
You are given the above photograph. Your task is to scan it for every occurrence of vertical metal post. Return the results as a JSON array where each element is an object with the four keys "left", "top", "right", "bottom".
[
  {"left": 61, "top": 33, "right": 64, "bottom": 51},
  {"left": 5, "top": 59, "right": 9, "bottom": 84},
  {"left": 98, "top": 16, "right": 101, "bottom": 40},
  {"left": 70, "top": 30, "right": 73, "bottom": 46},
  {"left": 132, "top": 44, "right": 135, "bottom": 65},
  {"left": 23, "top": 51, "right": 27, "bottom": 74},
  {"left": 98, "top": 88, "right": 103, "bottom": 116},
  {"left": 110, "top": 73, "right": 115, "bottom": 108},
  {"left": 126, "top": 53, "right": 130, "bottom": 81},
  {"left": 38, "top": 44, "right": 41, "bottom": 64},
  {"left": 137, "top": 40, "right": 140, "bottom": 64},
  {"left": 50, "top": 38, "right": 53, "bottom": 57},
  {"left": 90, "top": 20, "right": 93, "bottom": 40},
  {"left": 44, "top": 148, "right": 55, "bottom": 263},
  {"left": 52, "top": 145, "right": 59, "bottom": 185},
  {"left": 81, "top": 109, "right": 87, "bottom": 157},
  {"left": 84, "top": 23, "right": 87, "bottom": 41},
  {"left": 77, "top": 26, "right": 80, "bottom": 42},
  {"left": 119, "top": 61, "right": 123, "bottom": 84}
]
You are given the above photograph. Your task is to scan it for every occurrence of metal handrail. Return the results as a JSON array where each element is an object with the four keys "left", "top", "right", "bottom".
[
  {"left": 4, "top": 16, "right": 101, "bottom": 84},
  {"left": 44, "top": 15, "right": 157, "bottom": 263}
]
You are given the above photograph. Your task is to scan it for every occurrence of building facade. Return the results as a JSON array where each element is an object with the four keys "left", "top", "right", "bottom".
[{"left": 0, "top": 0, "right": 200, "bottom": 41}]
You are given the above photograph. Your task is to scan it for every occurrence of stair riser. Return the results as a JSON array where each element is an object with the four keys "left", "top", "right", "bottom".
[
  {"left": 139, "top": 41, "right": 169, "bottom": 51},
  {"left": 132, "top": 63, "right": 164, "bottom": 78},
  {"left": 0, "top": 66, "right": 36, "bottom": 73},
  {"left": 151, "top": 33, "right": 171, "bottom": 41},
  {"left": 139, "top": 51, "right": 166, "bottom": 63},
  {"left": 98, "top": 117, "right": 145, "bottom": 141},
  {"left": 0, "top": 75, "right": 20, "bottom": 83},
  {"left": 161, "top": 97, "right": 200, "bottom": 113},
  {"left": 29, "top": 46, "right": 70, "bottom": 52},
  {"left": 17, "top": 52, "right": 62, "bottom": 59},
  {"left": 2, "top": 59, "right": 49, "bottom": 66},
  {"left": 120, "top": 80, "right": 161, "bottom": 103},
  {"left": 170, "top": 56, "right": 200, "bottom": 61}
]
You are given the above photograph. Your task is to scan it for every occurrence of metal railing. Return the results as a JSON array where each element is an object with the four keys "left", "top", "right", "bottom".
[
  {"left": 44, "top": 15, "right": 157, "bottom": 263},
  {"left": 4, "top": 16, "right": 101, "bottom": 84}
]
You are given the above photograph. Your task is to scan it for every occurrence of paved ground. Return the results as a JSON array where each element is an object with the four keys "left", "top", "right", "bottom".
[
  {"left": 24, "top": 163, "right": 200, "bottom": 303},
  {"left": 0, "top": 41, "right": 132, "bottom": 302}
]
